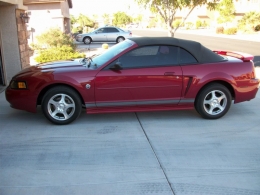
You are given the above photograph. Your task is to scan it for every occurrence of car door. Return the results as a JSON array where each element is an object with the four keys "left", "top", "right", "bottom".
[
  {"left": 94, "top": 45, "right": 183, "bottom": 108},
  {"left": 92, "top": 27, "right": 107, "bottom": 42},
  {"left": 106, "top": 27, "right": 120, "bottom": 42}
]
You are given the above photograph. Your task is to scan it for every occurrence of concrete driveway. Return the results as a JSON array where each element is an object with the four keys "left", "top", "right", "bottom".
[{"left": 1, "top": 81, "right": 260, "bottom": 195}]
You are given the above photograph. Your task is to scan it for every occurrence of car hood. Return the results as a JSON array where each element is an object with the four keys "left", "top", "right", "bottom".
[
  {"left": 13, "top": 58, "right": 97, "bottom": 79},
  {"left": 80, "top": 32, "right": 93, "bottom": 36},
  {"left": 38, "top": 58, "right": 84, "bottom": 69}
]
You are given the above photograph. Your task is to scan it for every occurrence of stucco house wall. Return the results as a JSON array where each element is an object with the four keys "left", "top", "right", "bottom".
[
  {"left": 0, "top": 0, "right": 71, "bottom": 86},
  {"left": 60, "top": 1, "right": 70, "bottom": 17},
  {"left": 25, "top": 1, "right": 72, "bottom": 43}
]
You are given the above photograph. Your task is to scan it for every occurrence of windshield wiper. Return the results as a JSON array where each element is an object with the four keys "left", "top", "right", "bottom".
[{"left": 83, "top": 54, "right": 98, "bottom": 68}]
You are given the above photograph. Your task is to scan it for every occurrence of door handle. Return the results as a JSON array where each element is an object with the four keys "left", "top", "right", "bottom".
[{"left": 164, "top": 72, "right": 175, "bottom": 76}]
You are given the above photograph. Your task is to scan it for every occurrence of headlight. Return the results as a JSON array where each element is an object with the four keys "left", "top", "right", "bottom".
[
  {"left": 77, "top": 35, "right": 82, "bottom": 38},
  {"left": 10, "top": 81, "right": 27, "bottom": 89}
]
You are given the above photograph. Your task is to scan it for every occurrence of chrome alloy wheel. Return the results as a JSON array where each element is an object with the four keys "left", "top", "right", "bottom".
[
  {"left": 203, "top": 90, "right": 227, "bottom": 115},
  {"left": 47, "top": 93, "right": 76, "bottom": 121}
]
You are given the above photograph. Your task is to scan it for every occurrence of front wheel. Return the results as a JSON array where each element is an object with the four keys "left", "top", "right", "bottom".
[
  {"left": 83, "top": 37, "right": 92, "bottom": 44},
  {"left": 41, "top": 86, "right": 82, "bottom": 125},
  {"left": 195, "top": 83, "right": 232, "bottom": 119}
]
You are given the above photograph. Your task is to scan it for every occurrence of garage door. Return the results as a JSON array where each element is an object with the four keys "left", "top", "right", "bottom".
[{"left": 0, "top": 48, "right": 4, "bottom": 85}]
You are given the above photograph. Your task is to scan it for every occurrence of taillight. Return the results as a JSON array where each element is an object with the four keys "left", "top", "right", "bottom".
[
  {"left": 129, "top": 32, "right": 132, "bottom": 36},
  {"left": 251, "top": 67, "right": 256, "bottom": 79}
]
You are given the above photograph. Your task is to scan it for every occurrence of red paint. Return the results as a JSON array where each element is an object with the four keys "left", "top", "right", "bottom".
[{"left": 5, "top": 41, "right": 259, "bottom": 116}]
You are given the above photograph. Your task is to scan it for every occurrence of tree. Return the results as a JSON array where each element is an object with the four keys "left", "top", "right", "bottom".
[
  {"left": 135, "top": 0, "right": 218, "bottom": 37},
  {"left": 70, "top": 15, "right": 77, "bottom": 26},
  {"left": 113, "top": 12, "right": 132, "bottom": 27},
  {"left": 216, "top": 0, "right": 235, "bottom": 24},
  {"left": 102, "top": 13, "right": 110, "bottom": 25},
  {"left": 77, "top": 14, "right": 95, "bottom": 28},
  {"left": 238, "top": 11, "right": 260, "bottom": 32},
  {"left": 133, "top": 14, "right": 143, "bottom": 23}
]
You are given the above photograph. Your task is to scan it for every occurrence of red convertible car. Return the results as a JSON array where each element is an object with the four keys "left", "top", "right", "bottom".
[{"left": 5, "top": 37, "right": 259, "bottom": 124}]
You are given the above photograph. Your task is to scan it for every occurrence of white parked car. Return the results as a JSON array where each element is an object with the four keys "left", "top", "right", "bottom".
[{"left": 76, "top": 26, "right": 132, "bottom": 44}]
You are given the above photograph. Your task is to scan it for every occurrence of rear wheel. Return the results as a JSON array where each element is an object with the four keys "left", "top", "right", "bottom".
[
  {"left": 116, "top": 36, "right": 125, "bottom": 43},
  {"left": 41, "top": 86, "right": 82, "bottom": 125},
  {"left": 195, "top": 83, "right": 232, "bottom": 119}
]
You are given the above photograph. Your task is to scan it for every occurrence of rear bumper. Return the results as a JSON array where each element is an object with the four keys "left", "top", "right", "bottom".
[{"left": 234, "top": 78, "right": 260, "bottom": 103}]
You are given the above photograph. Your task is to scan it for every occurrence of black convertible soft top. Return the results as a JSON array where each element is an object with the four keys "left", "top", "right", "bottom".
[{"left": 128, "top": 37, "right": 224, "bottom": 63}]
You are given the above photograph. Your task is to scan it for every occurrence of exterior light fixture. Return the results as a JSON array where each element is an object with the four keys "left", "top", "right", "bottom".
[{"left": 20, "top": 12, "right": 30, "bottom": 23}]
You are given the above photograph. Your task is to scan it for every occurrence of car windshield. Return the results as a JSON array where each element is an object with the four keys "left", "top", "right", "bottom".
[{"left": 87, "top": 39, "right": 134, "bottom": 67}]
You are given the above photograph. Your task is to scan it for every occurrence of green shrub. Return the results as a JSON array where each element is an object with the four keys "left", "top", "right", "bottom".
[
  {"left": 31, "top": 28, "right": 76, "bottom": 50},
  {"left": 196, "top": 20, "right": 202, "bottom": 29},
  {"left": 224, "top": 27, "right": 237, "bottom": 35},
  {"left": 216, "top": 26, "right": 224, "bottom": 34},
  {"left": 255, "top": 24, "right": 260, "bottom": 31},
  {"left": 238, "top": 11, "right": 260, "bottom": 33},
  {"left": 173, "top": 20, "right": 182, "bottom": 28},
  {"left": 35, "top": 46, "right": 85, "bottom": 63},
  {"left": 72, "top": 26, "right": 83, "bottom": 33},
  {"left": 185, "top": 22, "right": 193, "bottom": 30},
  {"left": 201, "top": 21, "right": 209, "bottom": 28}
]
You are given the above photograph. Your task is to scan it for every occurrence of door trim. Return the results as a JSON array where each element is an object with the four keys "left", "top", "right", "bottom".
[{"left": 94, "top": 99, "right": 180, "bottom": 108}]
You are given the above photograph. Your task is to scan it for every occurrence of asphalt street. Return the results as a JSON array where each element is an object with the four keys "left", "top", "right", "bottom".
[{"left": 1, "top": 31, "right": 260, "bottom": 195}]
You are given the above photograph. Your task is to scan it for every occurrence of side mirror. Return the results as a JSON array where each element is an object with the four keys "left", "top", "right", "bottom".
[{"left": 109, "top": 62, "right": 122, "bottom": 71}]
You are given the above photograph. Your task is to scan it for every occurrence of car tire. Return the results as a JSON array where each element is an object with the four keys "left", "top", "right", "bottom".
[
  {"left": 41, "top": 86, "right": 82, "bottom": 125},
  {"left": 83, "top": 37, "right": 92, "bottom": 44},
  {"left": 195, "top": 83, "right": 232, "bottom": 119},
  {"left": 116, "top": 36, "right": 125, "bottom": 43}
]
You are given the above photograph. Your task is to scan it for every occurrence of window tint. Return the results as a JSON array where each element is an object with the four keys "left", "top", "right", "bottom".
[
  {"left": 125, "top": 46, "right": 158, "bottom": 56},
  {"left": 180, "top": 48, "right": 198, "bottom": 64},
  {"left": 114, "top": 45, "right": 178, "bottom": 69},
  {"left": 96, "top": 28, "right": 107, "bottom": 33},
  {"left": 107, "top": 27, "right": 119, "bottom": 33}
]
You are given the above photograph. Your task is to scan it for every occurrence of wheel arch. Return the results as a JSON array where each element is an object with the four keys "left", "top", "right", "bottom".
[
  {"left": 83, "top": 36, "right": 92, "bottom": 42},
  {"left": 116, "top": 36, "right": 125, "bottom": 42},
  {"left": 37, "top": 83, "right": 85, "bottom": 106},
  {"left": 195, "top": 80, "right": 235, "bottom": 105}
]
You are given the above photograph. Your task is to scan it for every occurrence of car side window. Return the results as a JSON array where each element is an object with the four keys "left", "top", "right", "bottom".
[
  {"left": 109, "top": 45, "right": 178, "bottom": 69},
  {"left": 96, "top": 28, "right": 107, "bottom": 33},
  {"left": 107, "top": 28, "right": 119, "bottom": 33},
  {"left": 180, "top": 48, "right": 198, "bottom": 64}
]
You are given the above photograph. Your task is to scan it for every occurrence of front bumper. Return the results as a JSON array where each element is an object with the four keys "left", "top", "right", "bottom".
[
  {"left": 76, "top": 37, "right": 83, "bottom": 42},
  {"left": 5, "top": 87, "right": 38, "bottom": 113}
]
